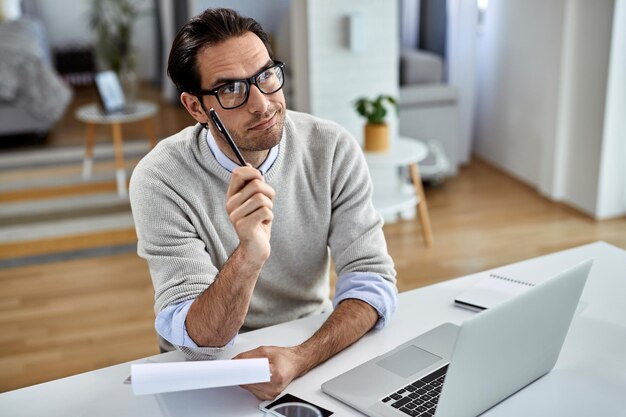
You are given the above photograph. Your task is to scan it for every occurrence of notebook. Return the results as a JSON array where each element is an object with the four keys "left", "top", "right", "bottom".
[
  {"left": 321, "top": 259, "right": 592, "bottom": 417},
  {"left": 454, "top": 272, "right": 537, "bottom": 311}
]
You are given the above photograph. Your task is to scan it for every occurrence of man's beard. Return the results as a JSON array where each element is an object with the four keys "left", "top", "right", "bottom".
[{"left": 233, "top": 104, "right": 286, "bottom": 152}]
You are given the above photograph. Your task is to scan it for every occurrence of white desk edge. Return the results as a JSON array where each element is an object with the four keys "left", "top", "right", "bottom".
[{"left": 2, "top": 241, "right": 625, "bottom": 417}]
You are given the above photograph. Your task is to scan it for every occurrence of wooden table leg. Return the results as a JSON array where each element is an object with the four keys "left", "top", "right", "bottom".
[
  {"left": 111, "top": 122, "right": 127, "bottom": 198},
  {"left": 409, "top": 163, "right": 434, "bottom": 247},
  {"left": 83, "top": 122, "right": 96, "bottom": 180},
  {"left": 143, "top": 117, "right": 158, "bottom": 148}
]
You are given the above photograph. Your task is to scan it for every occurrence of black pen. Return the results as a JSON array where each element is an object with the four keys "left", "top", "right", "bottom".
[{"left": 208, "top": 108, "right": 248, "bottom": 167}]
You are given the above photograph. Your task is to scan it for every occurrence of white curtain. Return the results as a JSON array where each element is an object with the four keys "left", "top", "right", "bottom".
[
  {"left": 399, "top": 0, "right": 421, "bottom": 49},
  {"left": 446, "top": 0, "right": 478, "bottom": 164}
]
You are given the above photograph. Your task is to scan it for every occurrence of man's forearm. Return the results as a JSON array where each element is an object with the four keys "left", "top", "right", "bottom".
[
  {"left": 293, "top": 299, "right": 379, "bottom": 376},
  {"left": 185, "top": 245, "right": 264, "bottom": 347}
]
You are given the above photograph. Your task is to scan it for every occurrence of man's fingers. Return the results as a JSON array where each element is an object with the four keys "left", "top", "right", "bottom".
[
  {"left": 235, "top": 346, "right": 294, "bottom": 401},
  {"left": 226, "top": 166, "right": 264, "bottom": 198},
  {"left": 240, "top": 381, "right": 284, "bottom": 401},
  {"left": 236, "top": 350, "right": 276, "bottom": 400},
  {"left": 239, "top": 383, "right": 277, "bottom": 400},
  {"left": 229, "top": 194, "right": 274, "bottom": 224},
  {"left": 226, "top": 179, "right": 275, "bottom": 214}
]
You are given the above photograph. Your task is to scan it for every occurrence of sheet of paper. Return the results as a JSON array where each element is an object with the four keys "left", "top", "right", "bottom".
[{"left": 130, "top": 358, "right": 271, "bottom": 395}]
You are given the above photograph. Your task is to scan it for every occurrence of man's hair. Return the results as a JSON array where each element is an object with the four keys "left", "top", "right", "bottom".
[{"left": 167, "top": 8, "right": 273, "bottom": 95}]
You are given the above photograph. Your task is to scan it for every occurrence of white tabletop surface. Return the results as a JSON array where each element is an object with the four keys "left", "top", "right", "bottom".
[
  {"left": 75, "top": 100, "right": 158, "bottom": 124},
  {"left": 1, "top": 241, "right": 625, "bottom": 417},
  {"left": 364, "top": 137, "right": 428, "bottom": 168}
]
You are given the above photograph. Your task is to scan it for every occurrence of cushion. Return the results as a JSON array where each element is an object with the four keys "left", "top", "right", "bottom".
[{"left": 400, "top": 49, "right": 444, "bottom": 86}]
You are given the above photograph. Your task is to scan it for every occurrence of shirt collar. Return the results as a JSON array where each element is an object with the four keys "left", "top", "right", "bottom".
[{"left": 205, "top": 128, "right": 279, "bottom": 175}]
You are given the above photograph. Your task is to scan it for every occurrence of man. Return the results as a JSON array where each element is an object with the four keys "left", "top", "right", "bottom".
[{"left": 129, "top": 8, "right": 397, "bottom": 400}]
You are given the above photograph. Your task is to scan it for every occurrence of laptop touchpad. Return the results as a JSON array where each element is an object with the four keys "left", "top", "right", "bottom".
[{"left": 376, "top": 345, "right": 442, "bottom": 378}]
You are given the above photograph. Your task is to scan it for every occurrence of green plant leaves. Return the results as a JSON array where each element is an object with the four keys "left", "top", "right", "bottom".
[
  {"left": 88, "top": 0, "right": 144, "bottom": 73},
  {"left": 354, "top": 94, "right": 399, "bottom": 124}
]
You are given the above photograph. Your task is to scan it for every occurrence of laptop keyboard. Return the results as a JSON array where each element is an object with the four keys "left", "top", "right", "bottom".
[{"left": 380, "top": 364, "right": 448, "bottom": 417}]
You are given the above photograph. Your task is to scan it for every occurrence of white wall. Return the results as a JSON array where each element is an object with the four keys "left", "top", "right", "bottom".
[
  {"left": 474, "top": 0, "right": 566, "bottom": 188},
  {"left": 293, "top": 0, "right": 399, "bottom": 146},
  {"left": 552, "top": 0, "right": 615, "bottom": 215},
  {"left": 37, "top": 0, "right": 157, "bottom": 81},
  {"left": 474, "top": 0, "right": 623, "bottom": 219},
  {"left": 596, "top": 0, "right": 626, "bottom": 218},
  {"left": 446, "top": 0, "right": 478, "bottom": 165}
]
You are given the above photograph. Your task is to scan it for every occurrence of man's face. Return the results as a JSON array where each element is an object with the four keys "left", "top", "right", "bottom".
[{"left": 196, "top": 32, "right": 286, "bottom": 153}]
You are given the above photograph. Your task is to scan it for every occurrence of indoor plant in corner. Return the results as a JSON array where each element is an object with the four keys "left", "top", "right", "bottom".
[
  {"left": 355, "top": 94, "right": 398, "bottom": 152},
  {"left": 88, "top": 0, "right": 145, "bottom": 105}
]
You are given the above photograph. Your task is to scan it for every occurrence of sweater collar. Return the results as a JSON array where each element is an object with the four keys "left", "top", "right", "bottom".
[{"left": 205, "top": 129, "right": 279, "bottom": 175}]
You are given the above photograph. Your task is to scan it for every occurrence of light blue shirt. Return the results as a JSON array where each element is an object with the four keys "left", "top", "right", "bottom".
[
  {"left": 155, "top": 130, "right": 397, "bottom": 348},
  {"left": 205, "top": 129, "right": 278, "bottom": 174}
]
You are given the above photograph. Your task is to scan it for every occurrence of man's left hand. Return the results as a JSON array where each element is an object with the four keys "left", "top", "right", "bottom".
[
  {"left": 234, "top": 345, "right": 304, "bottom": 400},
  {"left": 234, "top": 300, "right": 378, "bottom": 400}
]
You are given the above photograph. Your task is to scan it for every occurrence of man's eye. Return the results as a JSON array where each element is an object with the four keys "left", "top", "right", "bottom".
[
  {"left": 258, "top": 69, "right": 273, "bottom": 83},
  {"left": 221, "top": 83, "right": 241, "bottom": 95}
]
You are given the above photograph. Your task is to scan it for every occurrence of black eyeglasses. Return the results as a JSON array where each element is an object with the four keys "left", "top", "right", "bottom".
[{"left": 192, "top": 61, "right": 285, "bottom": 110}]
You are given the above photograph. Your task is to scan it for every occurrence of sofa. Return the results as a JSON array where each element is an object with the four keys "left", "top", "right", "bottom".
[
  {"left": 398, "top": 49, "right": 460, "bottom": 177},
  {"left": 0, "top": 16, "right": 72, "bottom": 141}
]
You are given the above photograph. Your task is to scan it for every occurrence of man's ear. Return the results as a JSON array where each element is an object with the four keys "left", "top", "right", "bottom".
[{"left": 180, "top": 92, "right": 209, "bottom": 125}]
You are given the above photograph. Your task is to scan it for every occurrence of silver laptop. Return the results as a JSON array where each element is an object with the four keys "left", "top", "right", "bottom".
[{"left": 322, "top": 259, "right": 593, "bottom": 417}]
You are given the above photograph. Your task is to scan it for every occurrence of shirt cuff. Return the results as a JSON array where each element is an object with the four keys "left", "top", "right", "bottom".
[
  {"left": 332, "top": 271, "right": 398, "bottom": 329},
  {"left": 155, "top": 300, "right": 237, "bottom": 349}
]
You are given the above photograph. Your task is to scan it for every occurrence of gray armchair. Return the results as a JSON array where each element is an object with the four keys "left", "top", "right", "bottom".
[
  {"left": 0, "top": 16, "right": 72, "bottom": 141},
  {"left": 398, "top": 49, "right": 460, "bottom": 177}
]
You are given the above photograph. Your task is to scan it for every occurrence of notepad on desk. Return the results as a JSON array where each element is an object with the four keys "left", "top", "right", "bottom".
[{"left": 454, "top": 272, "right": 539, "bottom": 311}]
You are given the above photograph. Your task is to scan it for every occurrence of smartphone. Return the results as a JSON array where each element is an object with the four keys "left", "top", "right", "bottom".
[{"left": 259, "top": 393, "right": 334, "bottom": 416}]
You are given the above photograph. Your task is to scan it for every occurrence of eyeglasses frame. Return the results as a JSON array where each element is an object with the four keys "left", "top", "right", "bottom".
[{"left": 192, "top": 61, "right": 286, "bottom": 110}]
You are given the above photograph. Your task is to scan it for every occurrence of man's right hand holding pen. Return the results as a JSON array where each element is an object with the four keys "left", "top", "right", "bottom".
[
  {"left": 185, "top": 107, "right": 275, "bottom": 348},
  {"left": 185, "top": 165, "right": 275, "bottom": 348},
  {"left": 226, "top": 165, "right": 275, "bottom": 265},
  {"left": 207, "top": 107, "right": 274, "bottom": 263}
]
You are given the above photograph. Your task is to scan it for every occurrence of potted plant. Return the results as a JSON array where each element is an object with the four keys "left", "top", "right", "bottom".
[
  {"left": 355, "top": 94, "right": 398, "bottom": 152},
  {"left": 88, "top": 0, "right": 146, "bottom": 103}
]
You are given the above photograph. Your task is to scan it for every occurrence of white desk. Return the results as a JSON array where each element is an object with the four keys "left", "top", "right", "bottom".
[{"left": 2, "top": 241, "right": 625, "bottom": 416}]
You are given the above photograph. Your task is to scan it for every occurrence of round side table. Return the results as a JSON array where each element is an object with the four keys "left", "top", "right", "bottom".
[
  {"left": 364, "top": 137, "right": 433, "bottom": 247},
  {"left": 75, "top": 101, "right": 158, "bottom": 198}
]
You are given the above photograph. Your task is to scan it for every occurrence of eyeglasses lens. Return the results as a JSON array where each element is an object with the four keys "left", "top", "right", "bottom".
[{"left": 217, "top": 64, "right": 284, "bottom": 109}]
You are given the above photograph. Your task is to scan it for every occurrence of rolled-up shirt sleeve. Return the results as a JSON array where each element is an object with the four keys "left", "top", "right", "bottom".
[
  {"left": 156, "top": 300, "right": 236, "bottom": 353},
  {"left": 332, "top": 271, "right": 398, "bottom": 329}
]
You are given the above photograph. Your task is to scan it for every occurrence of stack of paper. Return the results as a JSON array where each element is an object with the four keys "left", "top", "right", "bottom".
[{"left": 130, "top": 358, "right": 271, "bottom": 395}]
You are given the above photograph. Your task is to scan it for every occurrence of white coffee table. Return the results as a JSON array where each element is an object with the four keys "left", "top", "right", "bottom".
[{"left": 75, "top": 101, "right": 158, "bottom": 197}]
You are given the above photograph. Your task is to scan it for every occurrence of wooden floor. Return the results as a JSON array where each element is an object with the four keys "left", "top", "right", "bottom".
[{"left": 1, "top": 84, "right": 625, "bottom": 393}]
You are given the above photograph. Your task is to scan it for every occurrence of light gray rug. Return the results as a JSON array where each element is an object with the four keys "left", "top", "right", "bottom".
[{"left": 0, "top": 141, "right": 151, "bottom": 267}]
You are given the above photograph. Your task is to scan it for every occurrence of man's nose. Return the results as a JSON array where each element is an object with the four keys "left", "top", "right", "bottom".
[{"left": 246, "top": 84, "right": 270, "bottom": 114}]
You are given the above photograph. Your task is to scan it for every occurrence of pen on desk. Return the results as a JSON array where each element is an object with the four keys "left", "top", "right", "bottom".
[{"left": 208, "top": 108, "right": 248, "bottom": 167}]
